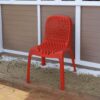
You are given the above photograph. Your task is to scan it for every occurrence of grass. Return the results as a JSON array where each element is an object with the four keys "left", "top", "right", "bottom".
[{"left": 0, "top": 57, "right": 100, "bottom": 97}]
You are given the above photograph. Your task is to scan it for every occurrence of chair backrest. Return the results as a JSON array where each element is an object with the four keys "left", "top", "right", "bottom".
[{"left": 44, "top": 15, "right": 72, "bottom": 45}]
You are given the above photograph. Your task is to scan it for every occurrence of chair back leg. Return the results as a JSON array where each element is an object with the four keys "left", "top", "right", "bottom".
[
  {"left": 69, "top": 48, "right": 76, "bottom": 72},
  {"left": 26, "top": 53, "right": 32, "bottom": 83},
  {"left": 41, "top": 57, "right": 46, "bottom": 66},
  {"left": 59, "top": 57, "right": 65, "bottom": 90}
]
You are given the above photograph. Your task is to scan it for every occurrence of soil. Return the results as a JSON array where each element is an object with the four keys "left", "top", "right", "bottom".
[{"left": 0, "top": 80, "right": 100, "bottom": 100}]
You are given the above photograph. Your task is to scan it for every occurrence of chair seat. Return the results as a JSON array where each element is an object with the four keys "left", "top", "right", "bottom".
[{"left": 30, "top": 42, "right": 65, "bottom": 57}]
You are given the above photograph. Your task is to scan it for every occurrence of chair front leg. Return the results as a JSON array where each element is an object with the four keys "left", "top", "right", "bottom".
[
  {"left": 26, "top": 52, "right": 32, "bottom": 83},
  {"left": 59, "top": 57, "right": 65, "bottom": 90}
]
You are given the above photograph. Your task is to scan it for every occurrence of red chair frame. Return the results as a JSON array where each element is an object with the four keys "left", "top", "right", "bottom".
[{"left": 26, "top": 16, "right": 76, "bottom": 90}]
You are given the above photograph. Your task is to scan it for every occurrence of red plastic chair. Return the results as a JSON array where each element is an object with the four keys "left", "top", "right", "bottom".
[{"left": 26, "top": 16, "right": 76, "bottom": 90}]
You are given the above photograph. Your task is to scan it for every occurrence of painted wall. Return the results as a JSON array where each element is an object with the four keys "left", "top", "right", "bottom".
[
  {"left": 2, "top": 5, "right": 100, "bottom": 64},
  {"left": 81, "top": 7, "right": 100, "bottom": 63},
  {"left": 2, "top": 5, "right": 38, "bottom": 52},
  {"left": 2, "top": 5, "right": 75, "bottom": 58}
]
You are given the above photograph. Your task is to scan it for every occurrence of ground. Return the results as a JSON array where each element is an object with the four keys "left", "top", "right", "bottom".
[
  {"left": 0, "top": 80, "right": 100, "bottom": 100},
  {"left": 0, "top": 57, "right": 100, "bottom": 100}
]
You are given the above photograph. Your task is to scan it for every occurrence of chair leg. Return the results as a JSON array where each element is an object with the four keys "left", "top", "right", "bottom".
[
  {"left": 69, "top": 48, "right": 76, "bottom": 72},
  {"left": 41, "top": 57, "right": 46, "bottom": 66},
  {"left": 59, "top": 57, "right": 65, "bottom": 90},
  {"left": 26, "top": 53, "right": 32, "bottom": 83}
]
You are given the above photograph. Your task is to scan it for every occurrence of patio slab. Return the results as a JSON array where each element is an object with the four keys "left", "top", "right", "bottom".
[{"left": 0, "top": 84, "right": 29, "bottom": 100}]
